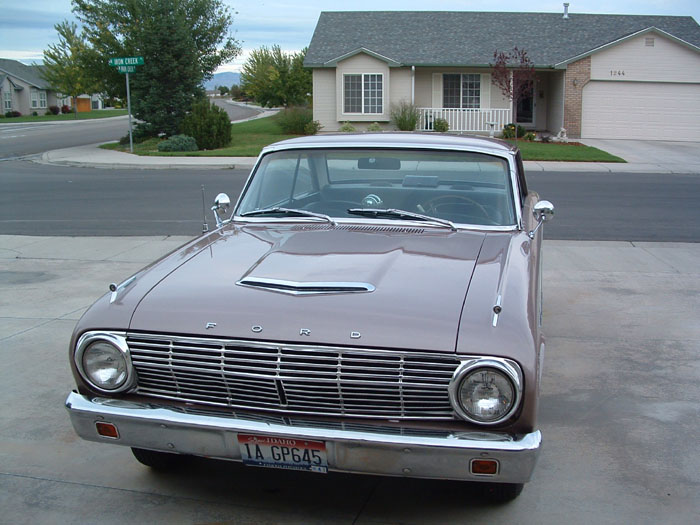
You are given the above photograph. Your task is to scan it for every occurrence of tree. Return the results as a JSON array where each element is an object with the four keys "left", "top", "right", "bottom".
[
  {"left": 490, "top": 47, "right": 536, "bottom": 141},
  {"left": 41, "top": 21, "right": 96, "bottom": 118},
  {"left": 73, "top": 0, "right": 240, "bottom": 135},
  {"left": 240, "top": 46, "right": 311, "bottom": 108},
  {"left": 218, "top": 85, "right": 229, "bottom": 97}
]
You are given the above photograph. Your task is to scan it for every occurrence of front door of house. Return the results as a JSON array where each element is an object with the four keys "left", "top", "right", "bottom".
[{"left": 516, "top": 82, "right": 535, "bottom": 126}]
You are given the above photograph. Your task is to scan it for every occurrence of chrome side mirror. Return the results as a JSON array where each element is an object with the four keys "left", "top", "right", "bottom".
[
  {"left": 211, "top": 193, "right": 231, "bottom": 227},
  {"left": 528, "top": 200, "right": 554, "bottom": 239}
]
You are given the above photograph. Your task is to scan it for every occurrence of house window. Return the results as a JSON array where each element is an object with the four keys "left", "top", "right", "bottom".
[
  {"left": 31, "top": 89, "right": 39, "bottom": 108},
  {"left": 3, "top": 90, "right": 11, "bottom": 111},
  {"left": 343, "top": 73, "right": 383, "bottom": 114},
  {"left": 39, "top": 91, "right": 47, "bottom": 108},
  {"left": 443, "top": 74, "right": 480, "bottom": 109}
]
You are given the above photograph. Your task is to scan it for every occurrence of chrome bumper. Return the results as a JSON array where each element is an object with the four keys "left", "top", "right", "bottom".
[{"left": 65, "top": 392, "right": 541, "bottom": 483}]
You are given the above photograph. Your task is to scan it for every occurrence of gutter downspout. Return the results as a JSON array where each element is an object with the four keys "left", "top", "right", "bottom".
[{"left": 411, "top": 66, "right": 415, "bottom": 105}]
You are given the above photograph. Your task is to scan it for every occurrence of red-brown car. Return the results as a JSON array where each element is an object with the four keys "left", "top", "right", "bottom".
[{"left": 66, "top": 133, "right": 553, "bottom": 501}]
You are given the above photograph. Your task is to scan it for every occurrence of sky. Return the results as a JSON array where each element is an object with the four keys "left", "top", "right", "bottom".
[{"left": 1, "top": 1, "right": 698, "bottom": 73}]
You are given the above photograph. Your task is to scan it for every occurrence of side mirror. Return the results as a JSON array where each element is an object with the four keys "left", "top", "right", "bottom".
[
  {"left": 528, "top": 200, "right": 554, "bottom": 239},
  {"left": 212, "top": 193, "right": 231, "bottom": 227}
]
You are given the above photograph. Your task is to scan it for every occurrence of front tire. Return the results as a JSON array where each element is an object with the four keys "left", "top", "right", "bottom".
[{"left": 131, "top": 447, "right": 183, "bottom": 470}]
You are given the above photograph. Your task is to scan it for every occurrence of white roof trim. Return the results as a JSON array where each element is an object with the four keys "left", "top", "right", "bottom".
[
  {"left": 323, "top": 47, "right": 402, "bottom": 67},
  {"left": 554, "top": 26, "right": 700, "bottom": 68}
]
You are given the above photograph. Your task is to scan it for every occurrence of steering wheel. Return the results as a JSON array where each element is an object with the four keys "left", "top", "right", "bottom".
[
  {"left": 420, "top": 195, "right": 494, "bottom": 223},
  {"left": 303, "top": 200, "right": 357, "bottom": 216}
]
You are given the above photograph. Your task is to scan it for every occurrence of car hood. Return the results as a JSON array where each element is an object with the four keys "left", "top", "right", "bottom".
[{"left": 129, "top": 224, "right": 489, "bottom": 352}]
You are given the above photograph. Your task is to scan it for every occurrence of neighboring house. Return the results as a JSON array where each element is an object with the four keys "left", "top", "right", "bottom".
[
  {"left": 304, "top": 9, "right": 700, "bottom": 140},
  {"left": 0, "top": 58, "right": 103, "bottom": 115}
]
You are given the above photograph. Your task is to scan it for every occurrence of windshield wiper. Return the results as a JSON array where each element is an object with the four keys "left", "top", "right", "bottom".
[
  {"left": 347, "top": 208, "right": 457, "bottom": 231},
  {"left": 239, "top": 207, "right": 336, "bottom": 225}
]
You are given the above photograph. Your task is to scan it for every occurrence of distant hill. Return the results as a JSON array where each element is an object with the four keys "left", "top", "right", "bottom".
[{"left": 204, "top": 72, "right": 240, "bottom": 90}]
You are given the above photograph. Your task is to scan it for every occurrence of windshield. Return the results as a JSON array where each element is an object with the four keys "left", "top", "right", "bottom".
[{"left": 236, "top": 148, "right": 516, "bottom": 226}]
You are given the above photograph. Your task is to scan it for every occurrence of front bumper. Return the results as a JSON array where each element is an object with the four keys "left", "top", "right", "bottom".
[{"left": 65, "top": 391, "right": 541, "bottom": 483}]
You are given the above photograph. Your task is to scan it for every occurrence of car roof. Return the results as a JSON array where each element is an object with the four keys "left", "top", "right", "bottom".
[{"left": 261, "top": 132, "right": 518, "bottom": 155}]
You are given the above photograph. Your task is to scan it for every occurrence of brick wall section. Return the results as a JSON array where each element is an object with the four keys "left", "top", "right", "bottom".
[{"left": 563, "top": 57, "right": 591, "bottom": 138}]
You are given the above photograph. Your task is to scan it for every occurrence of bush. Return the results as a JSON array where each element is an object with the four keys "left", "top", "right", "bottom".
[
  {"left": 61, "top": 105, "right": 71, "bottom": 114},
  {"left": 118, "top": 123, "right": 157, "bottom": 145},
  {"left": 366, "top": 122, "right": 383, "bottom": 132},
  {"left": 157, "top": 134, "right": 198, "bottom": 152},
  {"left": 49, "top": 106, "right": 60, "bottom": 115},
  {"left": 5, "top": 111, "right": 21, "bottom": 118},
  {"left": 275, "top": 106, "right": 313, "bottom": 134},
  {"left": 433, "top": 118, "right": 449, "bottom": 133},
  {"left": 303, "top": 120, "right": 322, "bottom": 135},
  {"left": 31, "top": 111, "right": 38, "bottom": 116},
  {"left": 502, "top": 123, "right": 526, "bottom": 139},
  {"left": 523, "top": 132, "right": 536, "bottom": 141},
  {"left": 339, "top": 121, "right": 356, "bottom": 132},
  {"left": 181, "top": 99, "right": 232, "bottom": 150},
  {"left": 390, "top": 101, "right": 420, "bottom": 131}
]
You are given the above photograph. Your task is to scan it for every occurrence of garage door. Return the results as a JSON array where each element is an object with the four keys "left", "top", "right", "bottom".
[{"left": 581, "top": 81, "right": 700, "bottom": 141}]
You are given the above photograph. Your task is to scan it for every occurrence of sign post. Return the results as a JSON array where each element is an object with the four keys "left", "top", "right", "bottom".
[{"left": 108, "top": 56, "right": 144, "bottom": 153}]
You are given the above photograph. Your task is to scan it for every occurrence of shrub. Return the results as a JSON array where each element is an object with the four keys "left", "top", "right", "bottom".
[
  {"left": 275, "top": 106, "right": 313, "bottom": 134},
  {"left": 118, "top": 123, "right": 157, "bottom": 145},
  {"left": 366, "top": 122, "right": 383, "bottom": 132},
  {"left": 502, "top": 123, "right": 526, "bottom": 139},
  {"left": 390, "top": 101, "right": 420, "bottom": 131},
  {"left": 433, "top": 118, "right": 449, "bottom": 133},
  {"left": 303, "top": 120, "right": 322, "bottom": 135},
  {"left": 523, "top": 131, "right": 536, "bottom": 141},
  {"left": 181, "top": 99, "right": 232, "bottom": 150},
  {"left": 49, "top": 106, "right": 60, "bottom": 115},
  {"left": 157, "top": 134, "right": 198, "bottom": 152},
  {"left": 61, "top": 105, "right": 71, "bottom": 114},
  {"left": 5, "top": 111, "right": 21, "bottom": 118},
  {"left": 31, "top": 111, "right": 38, "bottom": 116},
  {"left": 339, "top": 121, "right": 356, "bottom": 132}
]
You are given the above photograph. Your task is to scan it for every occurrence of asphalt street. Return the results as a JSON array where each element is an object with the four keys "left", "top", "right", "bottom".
[{"left": 1, "top": 159, "right": 699, "bottom": 241}]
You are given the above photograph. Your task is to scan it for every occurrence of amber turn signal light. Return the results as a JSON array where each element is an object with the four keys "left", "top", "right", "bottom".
[
  {"left": 96, "top": 422, "right": 119, "bottom": 439},
  {"left": 470, "top": 459, "right": 499, "bottom": 475}
]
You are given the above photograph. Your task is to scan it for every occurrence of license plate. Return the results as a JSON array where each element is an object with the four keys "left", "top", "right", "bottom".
[{"left": 237, "top": 434, "right": 328, "bottom": 473}]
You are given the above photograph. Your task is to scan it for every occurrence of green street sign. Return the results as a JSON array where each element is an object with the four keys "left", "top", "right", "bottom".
[
  {"left": 117, "top": 65, "right": 137, "bottom": 74},
  {"left": 108, "top": 56, "right": 144, "bottom": 66}
]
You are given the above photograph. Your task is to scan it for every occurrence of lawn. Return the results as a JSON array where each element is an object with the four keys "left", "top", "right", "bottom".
[
  {"left": 100, "top": 116, "right": 625, "bottom": 162},
  {"left": 0, "top": 109, "right": 128, "bottom": 123}
]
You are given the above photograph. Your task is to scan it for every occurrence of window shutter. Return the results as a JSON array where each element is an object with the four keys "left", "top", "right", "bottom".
[
  {"left": 432, "top": 73, "right": 442, "bottom": 108},
  {"left": 480, "top": 73, "right": 491, "bottom": 109}
]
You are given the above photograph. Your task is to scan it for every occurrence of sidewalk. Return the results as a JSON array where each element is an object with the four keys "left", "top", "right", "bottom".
[{"left": 34, "top": 134, "right": 700, "bottom": 173}]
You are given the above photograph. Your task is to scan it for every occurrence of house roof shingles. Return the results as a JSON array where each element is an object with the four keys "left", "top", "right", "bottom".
[
  {"left": 0, "top": 59, "right": 50, "bottom": 89},
  {"left": 305, "top": 11, "right": 700, "bottom": 68}
]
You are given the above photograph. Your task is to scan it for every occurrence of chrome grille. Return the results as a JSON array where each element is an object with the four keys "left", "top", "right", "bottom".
[{"left": 127, "top": 333, "right": 459, "bottom": 419}]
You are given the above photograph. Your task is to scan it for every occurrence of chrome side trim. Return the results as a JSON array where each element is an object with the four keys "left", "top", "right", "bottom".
[
  {"left": 236, "top": 277, "right": 376, "bottom": 295},
  {"left": 65, "top": 391, "right": 541, "bottom": 483},
  {"left": 109, "top": 276, "right": 136, "bottom": 304}
]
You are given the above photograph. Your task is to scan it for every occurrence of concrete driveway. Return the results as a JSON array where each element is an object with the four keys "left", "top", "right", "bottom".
[
  {"left": 580, "top": 139, "right": 700, "bottom": 172},
  {"left": 1, "top": 235, "right": 699, "bottom": 524}
]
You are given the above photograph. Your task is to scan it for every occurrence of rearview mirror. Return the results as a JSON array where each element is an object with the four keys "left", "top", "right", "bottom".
[
  {"left": 212, "top": 193, "right": 231, "bottom": 227},
  {"left": 528, "top": 200, "right": 554, "bottom": 239}
]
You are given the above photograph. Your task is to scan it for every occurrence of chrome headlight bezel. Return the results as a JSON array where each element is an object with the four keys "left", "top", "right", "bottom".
[
  {"left": 74, "top": 331, "right": 136, "bottom": 394},
  {"left": 448, "top": 357, "right": 523, "bottom": 426}
]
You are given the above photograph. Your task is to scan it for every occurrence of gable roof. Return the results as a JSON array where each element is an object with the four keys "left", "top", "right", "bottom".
[
  {"left": 0, "top": 59, "right": 50, "bottom": 89},
  {"left": 305, "top": 11, "right": 700, "bottom": 68}
]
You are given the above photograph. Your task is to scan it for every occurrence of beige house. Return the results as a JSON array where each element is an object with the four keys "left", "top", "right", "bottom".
[
  {"left": 305, "top": 10, "right": 700, "bottom": 140},
  {"left": 0, "top": 58, "right": 104, "bottom": 116}
]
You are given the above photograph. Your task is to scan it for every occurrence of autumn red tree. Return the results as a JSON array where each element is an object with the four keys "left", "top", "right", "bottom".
[{"left": 490, "top": 47, "right": 536, "bottom": 141}]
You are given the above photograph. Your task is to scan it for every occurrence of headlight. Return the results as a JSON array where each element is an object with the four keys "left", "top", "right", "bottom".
[
  {"left": 75, "top": 332, "right": 134, "bottom": 393},
  {"left": 449, "top": 358, "right": 522, "bottom": 425}
]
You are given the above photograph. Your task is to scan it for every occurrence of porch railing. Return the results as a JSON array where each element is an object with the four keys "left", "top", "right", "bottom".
[{"left": 417, "top": 108, "right": 512, "bottom": 133}]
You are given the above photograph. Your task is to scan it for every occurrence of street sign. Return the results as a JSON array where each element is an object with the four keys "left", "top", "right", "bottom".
[
  {"left": 108, "top": 56, "right": 144, "bottom": 66},
  {"left": 117, "top": 65, "right": 137, "bottom": 74}
]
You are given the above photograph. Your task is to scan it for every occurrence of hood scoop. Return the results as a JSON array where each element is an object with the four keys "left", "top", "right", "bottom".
[{"left": 236, "top": 277, "right": 376, "bottom": 296}]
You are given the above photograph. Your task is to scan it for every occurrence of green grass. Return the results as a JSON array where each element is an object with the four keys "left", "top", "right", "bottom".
[
  {"left": 0, "top": 109, "right": 128, "bottom": 123},
  {"left": 507, "top": 140, "right": 625, "bottom": 162},
  {"left": 99, "top": 117, "right": 625, "bottom": 162},
  {"left": 100, "top": 115, "right": 298, "bottom": 157}
]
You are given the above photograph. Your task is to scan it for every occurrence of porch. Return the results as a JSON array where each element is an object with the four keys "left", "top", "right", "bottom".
[{"left": 416, "top": 108, "right": 512, "bottom": 133}]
